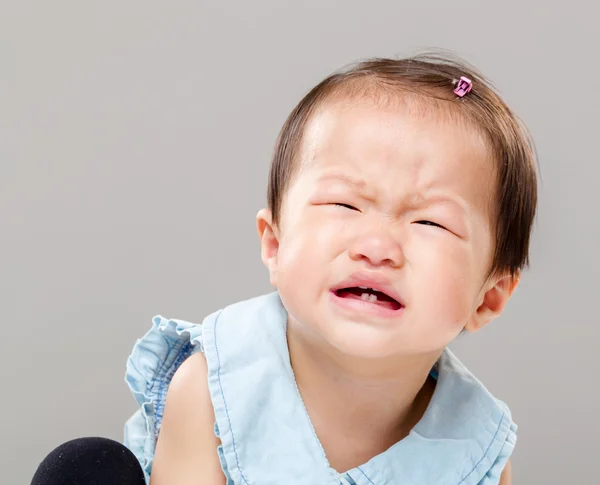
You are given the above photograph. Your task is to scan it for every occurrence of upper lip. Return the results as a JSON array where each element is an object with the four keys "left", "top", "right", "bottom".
[{"left": 331, "top": 271, "right": 404, "bottom": 307}]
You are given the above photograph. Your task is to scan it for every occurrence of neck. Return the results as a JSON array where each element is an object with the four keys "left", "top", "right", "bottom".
[{"left": 287, "top": 319, "right": 440, "bottom": 471}]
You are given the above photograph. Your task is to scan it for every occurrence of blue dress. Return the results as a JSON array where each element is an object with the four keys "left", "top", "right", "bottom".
[{"left": 124, "top": 291, "right": 516, "bottom": 485}]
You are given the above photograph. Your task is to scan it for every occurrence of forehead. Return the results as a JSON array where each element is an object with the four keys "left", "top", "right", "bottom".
[{"left": 297, "top": 98, "right": 496, "bottom": 212}]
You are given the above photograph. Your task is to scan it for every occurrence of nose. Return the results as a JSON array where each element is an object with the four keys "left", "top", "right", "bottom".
[{"left": 348, "top": 229, "right": 404, "bottom": 268}]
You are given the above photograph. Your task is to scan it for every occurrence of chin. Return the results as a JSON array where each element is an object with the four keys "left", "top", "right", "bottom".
[{"left": 313, "top": 316, "right": 411, "bottom": 360}]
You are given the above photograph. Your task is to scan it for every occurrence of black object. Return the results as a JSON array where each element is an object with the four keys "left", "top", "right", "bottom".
[{"left": 31, "top": 437, "right": 146, "bottom": 485}]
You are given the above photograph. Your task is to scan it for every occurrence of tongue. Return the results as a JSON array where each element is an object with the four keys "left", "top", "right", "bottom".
[{"left": 337, "top": 287, "right": 400, "bottom": 310}]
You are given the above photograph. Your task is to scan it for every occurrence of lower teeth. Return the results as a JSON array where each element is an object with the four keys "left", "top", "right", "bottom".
[{"left": 361, "top": 293, "right": 377, "bottom": 302}]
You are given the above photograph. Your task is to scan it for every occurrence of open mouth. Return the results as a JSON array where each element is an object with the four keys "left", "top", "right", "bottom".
[{"left": 334, "top": 286, "right": 403, "bottom": 311}]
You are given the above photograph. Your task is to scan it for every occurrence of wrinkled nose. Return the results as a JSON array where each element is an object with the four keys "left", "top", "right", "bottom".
[{"left": 348, "top": 230, "right": 404, "bottom": 268}]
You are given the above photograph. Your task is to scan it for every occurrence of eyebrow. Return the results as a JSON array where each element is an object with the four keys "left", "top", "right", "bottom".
[
  {"left": 411, "top": 193, "right": 469, "bottom": 215},
  {"left": 316, "top": 173, "right": 367, "bottom": 190}
]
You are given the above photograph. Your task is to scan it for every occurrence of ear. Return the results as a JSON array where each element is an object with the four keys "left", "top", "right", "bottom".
[
  {"left": 465, "top": 273, "right": 520, "bottom": 333},
  {"left": 256, "top": 208, "right": 280, "bottom": 287}
]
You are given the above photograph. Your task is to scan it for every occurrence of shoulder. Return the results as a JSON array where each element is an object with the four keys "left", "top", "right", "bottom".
[
  {"left": 498, "top": 460, "right": 512, "bottom": 485},
  {"left": 170, "top": 351, "right": 209, "bottom": 390}
]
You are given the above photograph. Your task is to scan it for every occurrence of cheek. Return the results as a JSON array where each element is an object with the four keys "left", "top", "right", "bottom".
[
  {"left": 278, "top": 211, "right": 342, "bottom": 263},
  {"left": 409, "top": 238, "right": 480, "bottom": 321},
  {"left": 276, "top": 215, "right": 329, "bottom": 284}
]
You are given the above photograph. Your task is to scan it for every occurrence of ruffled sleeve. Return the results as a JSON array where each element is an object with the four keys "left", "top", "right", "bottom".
[
  {"left": 477, "top": 418, "right": 518, "bottom": 485},
  {"left": 123, "top": 315, "right": 204, "bottom": 483}
]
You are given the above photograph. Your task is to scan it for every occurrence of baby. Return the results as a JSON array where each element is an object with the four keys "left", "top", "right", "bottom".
[{"left": 124, "top": 52, "right": 537, "bottom": 485}]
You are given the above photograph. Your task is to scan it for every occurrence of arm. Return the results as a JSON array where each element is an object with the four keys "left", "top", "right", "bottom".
[
  {"left": 498, "top": 460, "right": 512, "bottom": 485},
  {"left": 150, "top": 352, "right": 226, "bottom": 485}
]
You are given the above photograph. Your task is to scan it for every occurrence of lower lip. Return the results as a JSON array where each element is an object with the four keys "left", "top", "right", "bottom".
[{"left": 329, "top": 291, "right": 404, "bottom": 320}]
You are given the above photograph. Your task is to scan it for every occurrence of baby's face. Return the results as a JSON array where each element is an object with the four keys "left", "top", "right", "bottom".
[{"left": 265, "top": 98, "right": 502, "bottom": 358}]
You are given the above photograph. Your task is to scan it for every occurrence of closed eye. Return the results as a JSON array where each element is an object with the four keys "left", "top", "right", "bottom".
[
  {"left": 333, "top": 203, "right": 359, "bottom": 211},
  {"left": 415, "top": 220, "right": 446, "bottom": 229}
]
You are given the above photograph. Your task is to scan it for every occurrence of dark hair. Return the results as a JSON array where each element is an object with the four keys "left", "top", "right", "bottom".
[{"left": 267, "top": 51, "right": 538, "bottom": 278}]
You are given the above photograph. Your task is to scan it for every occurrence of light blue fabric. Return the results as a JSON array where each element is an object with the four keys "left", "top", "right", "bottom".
[{"left": 124, "top": 291, "right": 516, "bottom": 485}]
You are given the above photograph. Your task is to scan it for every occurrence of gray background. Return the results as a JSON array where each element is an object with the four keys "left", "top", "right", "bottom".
[{"left": 1, "top": 1, "right": 598, "bottom": 483}]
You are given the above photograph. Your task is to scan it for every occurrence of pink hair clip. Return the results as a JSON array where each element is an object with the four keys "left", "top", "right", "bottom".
[{"left": 453, "top": 76, "right": 473, "bottom": 98}]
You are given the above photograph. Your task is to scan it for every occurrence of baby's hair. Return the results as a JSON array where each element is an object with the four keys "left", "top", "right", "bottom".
[{"left": 267, "top": 50, "right": 538, "bottom": 280}]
